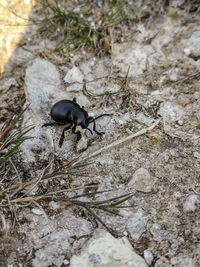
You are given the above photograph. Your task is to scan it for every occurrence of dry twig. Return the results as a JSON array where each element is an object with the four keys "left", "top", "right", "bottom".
[{"left": 77, "top": 118, "right": 162, "bottom": 165}]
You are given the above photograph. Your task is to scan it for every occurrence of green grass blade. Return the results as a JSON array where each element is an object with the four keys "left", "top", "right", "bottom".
[
  {"left": 85, "top": 205, "right": 114, "bottom": 235},
  {"left": 96, "top": 206, "right": 122, "bottom": 216},
  {"left": 98, "top": 194, "right": 134, "bottom": 208},
  {"left": 0, "top": 139, "right": 24, "bottom": 165}
]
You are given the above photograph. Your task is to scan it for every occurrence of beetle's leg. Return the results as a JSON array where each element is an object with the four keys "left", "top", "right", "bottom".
[
  {"left": 42, "top": 122, "right": 65, "bottom": 128},
  {"left": 72, "top": 125, "right": 81, "bottom": 143},
  {"left": 59, "top": 124, "right": 72, "bottom": 147},
  {"left": 86, "top": 127, "right": 93, "bottom": 135},
  {"left": 92, "top": 120, "right": 105, "bottom": 135},
  {"left": 42, "top": 122, "right": 55, "bottom": 128},
  {"left": 73, "top": 98, "right": 77, "bottom": 103}
]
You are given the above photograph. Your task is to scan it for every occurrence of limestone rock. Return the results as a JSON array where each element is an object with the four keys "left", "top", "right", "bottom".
[
  {"left": 160, "top": 101, "right": 184, "bottom": 123},
  {"left": 64, "top": 66, "right": 84, "bottom": 91},
  {"left": 144, "top": 250, "right": 154, "bottom": 266},
  {"left": 187, "top": 31, "right": 200, "bottom": 58},
  {"left": 113, "top": 43, "right": 154, "bottom": 77},
  {"left": 183, "top": 195, "right": 199, "bottom": 213},
  {"left": 126, "top": 209, "right": 148, "bottom": 240},
  {"left": 70, "top": 229, "right": 148, "bottom": 267},
  {"left": 128, "top": 168, "right": 156, "bottom": 193},
  {"left": 22, "top": 58, "right": 65, "bottom": 162}
]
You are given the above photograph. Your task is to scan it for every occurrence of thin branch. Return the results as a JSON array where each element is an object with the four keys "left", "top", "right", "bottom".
[{"left": 77, "top": 118, "right": 162, "bottom": 164}]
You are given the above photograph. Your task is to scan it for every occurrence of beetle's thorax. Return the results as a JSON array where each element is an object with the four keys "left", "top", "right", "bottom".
[{"left": 50, "top": 99, "right": 89, "bottom": 126}]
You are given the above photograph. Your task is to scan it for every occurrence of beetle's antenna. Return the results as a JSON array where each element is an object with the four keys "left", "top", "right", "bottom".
[{"left": 89, "top": 114, "right": 112, "bottom": 123}]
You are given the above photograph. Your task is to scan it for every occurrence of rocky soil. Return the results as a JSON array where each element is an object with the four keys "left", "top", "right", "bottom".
[{"left": 0, "top": 0, "right": 200, "bottom": 266}]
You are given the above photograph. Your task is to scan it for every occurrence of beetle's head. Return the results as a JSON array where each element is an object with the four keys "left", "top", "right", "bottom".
[
  {"left": 88, "top": 116, "right": 93, "bottom": 122},
  {"left": 81, "top": 116, "right": 93, "bottom": 128},
  {"left": 80, "top": 117, "right": 89, "bottom": 129}
]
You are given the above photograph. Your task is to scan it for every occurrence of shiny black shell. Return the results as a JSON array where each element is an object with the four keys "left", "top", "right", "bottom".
[{"left": 50, "top": 100, "right": 88, "bottom": 126}]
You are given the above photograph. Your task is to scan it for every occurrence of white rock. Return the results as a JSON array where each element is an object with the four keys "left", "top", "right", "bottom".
[
  {"left": 135, "top": 113, "right": 155, "bottom": 126},
  {"left": 128, "top": 168, "right": 156, "bottom": 193},
  {"left": 31, "top": 208, "right": 44, "bottom": 216},
  {"left": 64, "top": 66, "right": 84, "bottom": 91},
  {"left": 32, "top": 230, "right": 70, "bottom": 267},
  {"left": 187, "top": 31, "right": 200, "bottom": 58},
  {"left": 32, "top": 212, "right": 93, "bottom": 267},
  {"left": 113, "top": 43, "right": 153, "bottom": 76},
  {"left": 193, "top": 152, "right": 200, "bottom": 159},
  {"left": 151, "top": 22, "right": 174, "bottom": 52},
  {"left": 70, "top": 229, "right": 148, "bottom": 267},
  {"left": 25, "top": 58, "right": 62, "bottom": 114},
  {"left": 49, "top": 201, "right": 60, "bottom": 210},
  {"left": 79, "top": 62, "right": 92, "bottom": 75},
  {"left": 123, "top": 231, "right": 128, "bottom": 236},
  {"left": 63, "top": 259, "right": 70, "bottom": 265},
  {"left": 76, "top": 133, "right": 88, "bottom": 152},
  {"left": 22, "top": 58, "right": 65, "bottom": 162},
  {"left": 144, "top": 250, "right": 154, "bottom": 266},
  {"left": 177, "top": 120, "right": 183, "bottom": 126},
  {"left": 169, "top": 73, "right": 178, "bottom": 82},
  {"left": 183, "top": 195, "right": 199, "bottom": 213},
  {"left": 171, "top": 256, "right": 195, "bottom": 267},
  {"left": 154, "top": 256, "right": 170, "bottom": 267},
  {"left": 150, "top": 223, "right": 168, "bottom": 242},
  {"left": 168, "top": 68, "right": 179, "bottom": 82},
  {"left": 160, "top": 101, "right": 184, "bottom": 122},
  {"left": 90, "top": 61, "right": 95, "bottom": 66},
  {"left": 184, "top": 47, "right": 191, "bottom": 56},
  {"left": 60, "top": 179, "right": 66, "bottom": 185},
  {"left": 126, "top": 209, "right": 148, "bottom": 240},
  {"left": 118, "top": 119, "right": 124, "bottom": 125}
]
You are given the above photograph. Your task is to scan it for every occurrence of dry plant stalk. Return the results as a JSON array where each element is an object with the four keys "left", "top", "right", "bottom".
[
  {"left": 78, "top": 118, "right": 162, "bottom": 164},
  {"left": 0, "top": 211, "right": 9, "bottom": 238}
]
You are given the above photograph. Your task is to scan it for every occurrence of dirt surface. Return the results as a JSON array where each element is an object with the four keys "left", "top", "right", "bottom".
[{"left": 0, "top": 0, "right": 200, "bottom": 266}]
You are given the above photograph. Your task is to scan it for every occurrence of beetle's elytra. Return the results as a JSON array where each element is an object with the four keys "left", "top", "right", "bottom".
[{"left": 42, "top": 98, "right": 110, "bottom": 147}]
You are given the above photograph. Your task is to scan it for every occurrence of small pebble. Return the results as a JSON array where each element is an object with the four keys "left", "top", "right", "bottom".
[
  {"left": 193, "top": 152, "right": 200, "bottom": 159},
  {"left": 184, "top": 48, "right": 191, "bottom": 56},
  {"left": 49, "top": 201, "right": 60, "bottom": 210},
  {"left": 154, "top": 256, "right": 170, "bottom": 267},
  {"left": 177, "top": 120, "right": 183, "bottom": 126},
  {"left": 60, "top": 179, "right": 66, "bottom": 185},
  {"left": 128, "top": 168, "right": 155, "bottom": 193},
  {"left": 163, "top": 153, "right": 170, "bottom": 163},
  {"left": 183, "top": 195, "right": 199, "bottom": 213},
  {"left": 144, "top": 250, "right": 154, "bottom": 266},
  {"left": 126, "top": 128, "right": 133, "bottom": 134},
  {"left": 31, "top": 208, "right": 43, "bottom": 215},
  {"left": 90, "top": 21, "right": 95, "bottom": 28},
  {"left": 76, "top": 134, "right": 88, "bottom": 152},
  {"left": 118, "top": 119, "right": 124, "bottom": 124},
  {"left": 63, "top": 259, "right": 69, "bottom": 265},
  {"left": 90, "top": 61, "right": 95, "bottom": 66},
  {"left": 169, "top": 73, "right": 178, "bottom": 82},
  {"left": 123, "top": 231, "right": 128, "bottom": 236}
]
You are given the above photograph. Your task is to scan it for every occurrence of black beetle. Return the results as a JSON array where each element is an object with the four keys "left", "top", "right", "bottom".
[{"left": 42, "top": 98, "right": 110, "bottom": 147}]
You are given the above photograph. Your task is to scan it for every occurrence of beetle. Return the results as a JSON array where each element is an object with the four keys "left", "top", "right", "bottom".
[{"left": 42, "top": 98, "right": 110, "bottom": 147}]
